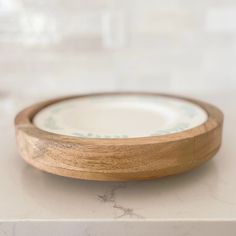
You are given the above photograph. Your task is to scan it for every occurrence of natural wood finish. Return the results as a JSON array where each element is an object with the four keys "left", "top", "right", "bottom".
[{"left": 15, "top": 93, "right": 224, "bottom": 181}]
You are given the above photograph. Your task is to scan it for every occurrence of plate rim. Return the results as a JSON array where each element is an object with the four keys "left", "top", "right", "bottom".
[{"left": 15, "top": 92, "right": 223, "bottom": 145}]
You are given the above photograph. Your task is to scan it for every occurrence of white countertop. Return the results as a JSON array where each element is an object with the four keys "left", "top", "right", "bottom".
[{"left": 0, "top": 90, "right": 236, "bottom": 235}]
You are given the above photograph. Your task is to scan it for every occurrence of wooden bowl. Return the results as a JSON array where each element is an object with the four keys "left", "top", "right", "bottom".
[{"left": 15, "top": 93, "right": 224, "bottom": 181}]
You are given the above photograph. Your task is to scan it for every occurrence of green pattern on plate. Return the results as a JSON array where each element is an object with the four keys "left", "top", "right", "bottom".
[
  {"left": 181, "top": 105, "right": 197, "bottom": 118},
  {"left": 44, "top": 117, "right": 61, "bottom": 130},
  {"left": 151, "top": 122, "right": 189, "bottom": 136},
  {"left": 72, "top": 132, "right": 129, "bottom": 139}
]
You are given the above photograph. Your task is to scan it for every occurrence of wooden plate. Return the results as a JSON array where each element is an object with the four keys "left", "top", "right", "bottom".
[{"left": 15, "top": 93, "right": 224, "bottom": 181}]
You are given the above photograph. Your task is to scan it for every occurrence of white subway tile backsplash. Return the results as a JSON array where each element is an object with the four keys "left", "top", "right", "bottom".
[
  {"left": 132, "top": 9, "right": 204, "bottom": 34},
  {"left": 206, "top": 7, "right": 236, "bottom": 32},
  {"left": 0, "top": 0, "right": 235, "bottom": 94}
]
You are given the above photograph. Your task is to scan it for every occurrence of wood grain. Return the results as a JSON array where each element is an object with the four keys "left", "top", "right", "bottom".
[{"left": 15, "top": 93, "right": 224, "bottom": 181}]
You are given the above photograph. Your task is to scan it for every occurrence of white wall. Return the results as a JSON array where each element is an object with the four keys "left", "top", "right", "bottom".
[{"left": 0, "top": 0, "right": 235, "bottom": 101}]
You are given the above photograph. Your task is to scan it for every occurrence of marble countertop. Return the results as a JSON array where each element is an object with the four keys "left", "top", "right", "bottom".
[{"left": 0, "top": 90, "right": 236, "bottom": 235}]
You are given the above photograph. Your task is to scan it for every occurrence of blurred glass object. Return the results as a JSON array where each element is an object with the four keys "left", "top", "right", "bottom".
[
  {"left": 19, "top": 12, "right": 58, "bottom": 45},
  {"left": 102, "top": 10, "right": 128, "bottom": 49}
]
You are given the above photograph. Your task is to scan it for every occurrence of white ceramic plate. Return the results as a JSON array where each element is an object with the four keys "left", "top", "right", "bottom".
[{"left": 33, "top": 94, "right": 208, "bottom": 138}]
